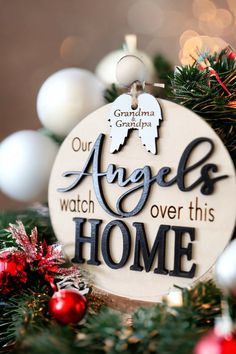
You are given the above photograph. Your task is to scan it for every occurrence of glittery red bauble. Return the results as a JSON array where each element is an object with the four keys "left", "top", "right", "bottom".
[
  {"left": 49, "top": 289, "right": 87, "bottom": 324},
  {"left": 221, "top": 335, "right": 236, "bottom": 353},
  {"left": 0, "top": 250, "right": 27, "bottom": 294},
  {"left": 194, "top": 330, "right": 222, "bottom": 354}
]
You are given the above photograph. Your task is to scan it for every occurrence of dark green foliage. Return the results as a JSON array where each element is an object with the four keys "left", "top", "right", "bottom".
[
  {"left": 153, "top": 54, "right": 173, "bottom": 82},
  {"left": 104, "top": 84, "right": 121, "bottom": 103},
  {"left": 0, "top": 208, "right": 57, "bottom": 247},
  {"left": 38, "top": 128, "right": 64, "bottom": 145},
  {"left": 0, "top": 289, "right": 50, "bottom": 353},
  {"left": 227, "top": 294, "right": 236, "bottom": 322},
  {"left": 76, "top": 309, "right": 122, "bottom": 354},
  {"left": 153, "top": 54, "right": 173, "bottom": 98},
  {"left": 180, "top": 281, "right": 222, "bottom": 327},
  {"left": 169, "top": 49, "right": 236, "bottom": 164},
  {"left": 0, "top": 274, "right": 226, "bottom": 354},
  {"left": 0, "top": 211, "right": 234, "bottom": 354},
  {"left": 11, "top": 325, "right": 76, "bottom": 354}
]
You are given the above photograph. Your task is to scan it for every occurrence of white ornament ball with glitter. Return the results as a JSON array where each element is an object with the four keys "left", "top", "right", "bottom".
[
  {"left": 95, "top": 49, "right": 155, "bottom": 86},
  {"left": 37, "top": 68, "right": 105, "bottom": 137},
  {"left": 0, "top": 130, "right": 59, "bottom": 202},
  {"left": 215, "top": 239, "right": 236, "bottom": 294}
]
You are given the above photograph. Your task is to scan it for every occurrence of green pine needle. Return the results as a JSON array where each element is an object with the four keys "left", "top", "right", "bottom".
[
  {"left": 0, "top": 208, "right": 57, "bottom": 246},
  {"left": 104, "top": 84, "right": 121, "bottom": 103},
  {"left": 0, "top": 210, "right": 235, "bottom": 354},
  {"left": 0, "top": 278, "right": 227, "bottom": 354},
  {"left": 169, "top": 49, "right": 236, "bottom": 164},
  {"left": 0, "top": 288, "right": 51, "bottom": 352}
]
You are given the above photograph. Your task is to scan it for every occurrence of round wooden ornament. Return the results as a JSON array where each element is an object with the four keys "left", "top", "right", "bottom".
[{"left": 49, "top": 94, "right": 236, "bottom": 305}]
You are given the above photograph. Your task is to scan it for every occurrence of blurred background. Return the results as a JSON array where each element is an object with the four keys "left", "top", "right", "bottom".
[{"left": 1, "top": 0, "right": 236, "bottom": 209}]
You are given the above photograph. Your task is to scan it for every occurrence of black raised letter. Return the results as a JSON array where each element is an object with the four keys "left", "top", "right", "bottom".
[
  {"left": 169, "top": 226, "right": 196, "bottom": 278},
  {"left": 101, "top": 220, "right": 131, "bottom": 269},
  {"left": 130, "top": 223, "right": 170, "bottom": 274},
  {"left": 72, "top": 217, "right": 102, "bottom": 265}
]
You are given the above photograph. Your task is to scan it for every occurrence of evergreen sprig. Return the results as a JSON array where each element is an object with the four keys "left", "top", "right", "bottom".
[
  {"left": 0, "top": 218, "right": 227, "bottom": 354},
  {"left": 4, "top": 282, "right": 226, "bottom": 354},
  {"left": 104, "top": 84, "right": 121, "bottom": 103},
  {"left": 153, "top": 54, "right": 173, "bottom": 98},
  {"left": 153, "top": 54, "right": 173, "bottom": 83},
  {"left": 0, "top": 211, "right": 235, "bottom": 354},
  {"left": 169, "top": 49, "right": 236, "bottom": 164},
  {"left": 0, "top": 207, "right": 56, "bottom": 246},
  {"left": 0, "top": 288, "right": 50, "bottom": 353}
]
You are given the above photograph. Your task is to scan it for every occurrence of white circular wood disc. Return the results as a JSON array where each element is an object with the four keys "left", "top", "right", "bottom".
[{"left": 49, "top": 99, "right": 236, "bottom": 302}]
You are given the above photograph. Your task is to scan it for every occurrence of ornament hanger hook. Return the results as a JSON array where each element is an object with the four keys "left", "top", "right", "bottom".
[
  {"left": 116, "top": 54, "right": 165, "bottom": 98},
  {"left": 130, "top": 81, "right": 140, "bottom": 110}
]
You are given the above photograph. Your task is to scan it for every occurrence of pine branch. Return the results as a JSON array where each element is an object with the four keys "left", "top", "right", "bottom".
[
  {"left": 0, "top": 208, "right": 57, "bottom": 246},
  {"left": 169, "top": 49, "right": 236, "bottom": 164},
  {"left": 0, "top": 288, "right": 51, "bottom": 353},
  {"left": 6, "top": 281, "right": 226, "bottom": 354},
  {"left": 76, "top": 308, "right": 122, "bottom": 353},
  {"left": 153, "top": 54, "right": 173, "bottom": 82},
  {"left": 153, "top": 54, "right": 173, "bottom": 98},
  {"left": 11, "top": 326, "right": 76, "bottom": 354},
  {"left": 104, "top": 84, "right": 121, "bottom": 103}
]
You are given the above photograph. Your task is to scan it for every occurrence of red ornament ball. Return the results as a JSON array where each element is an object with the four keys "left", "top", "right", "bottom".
[
  {"left": 221, "top": 335, "right": 236, "bottom": 353},
  {"left": 49, "top": 289, "right": 87, "bottom": 325},
  {"left": 0, "top": 249, "right": 27, "bottom": 294},
  {"left": 227, "top": 51, "right": 236, "bottom": 60},
  {"left": 194, "top": 331, "right": 236, "bottom": 354},
  {"left": 194, "top": 330, "right": 222, "bottom": 354}
]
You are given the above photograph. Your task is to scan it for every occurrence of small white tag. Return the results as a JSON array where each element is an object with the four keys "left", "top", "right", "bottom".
[{"left": 109, "top": 93, "right": 162, "bottom": 154}]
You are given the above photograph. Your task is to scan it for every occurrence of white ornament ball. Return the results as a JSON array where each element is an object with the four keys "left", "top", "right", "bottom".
[
  {"left": 95, "top": 49, "right": 155, "bottom": 86},
  {"left": 215, "top": 239, "right": 236, "bottom": 293},
  {"left": 116, "top": 55, "right": 147, "bottom": 87},
  {"left": 37, "top": 68, "right": 105, "bottom": 137},
  {"left": 0, "top": 130, "right": 59, "bottom": 202}
]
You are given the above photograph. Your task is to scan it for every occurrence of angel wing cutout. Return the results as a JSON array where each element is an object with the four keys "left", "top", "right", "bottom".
[
  {"left": 138, "top": 94, "right": 162, "bottom": 154},
  {"left": 109, "top": 93, "right": 163, "bottom": 154},
  {"left": 109, "top": 94, "right": 130, "bottom": 153}
]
